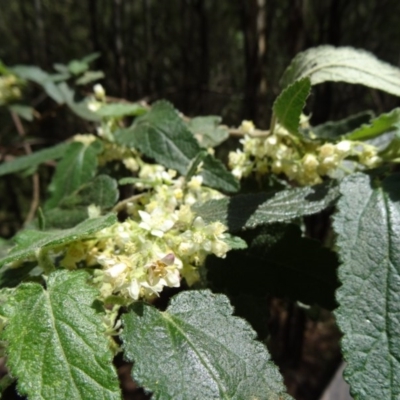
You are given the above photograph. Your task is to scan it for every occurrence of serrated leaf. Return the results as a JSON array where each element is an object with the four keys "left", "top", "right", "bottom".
[
  {"left": 11, "top": 65, "right": 64, "bottom": 103},
  {"left": 273, "top": 77, "right": 311, "bottom": 135},
  {"left": 114, "top": 100, "right": 238, "bottom": 192},
  {"left": 308, "top": 110, "right": 374, "bottom": 141},
  {"left": 281, "top": 46, "right": 400, "bottom": 97},
  {"left": 95, "top": 103, "right": 147, "bottom": 118},
  {"left": 1, "top": 270, "right": 120, "bottom": 400},
  {"left": 345, "top": 108, "right": 400, "bottom": 141},
  {"left": 187, "top": 116, "right": 229, "bottom": 147},
  {"left": 0, "top": 213, "right": 117, "bottom": 267},
  {"left": 0, "top": 142, "right": 70, "bottom": 177},
  {"left": 8, "top": 104, "right": 34, "bottom": 121},
  {"left": 207, "top": 224, "right": 339, "bottom": 310},
  {"left": 121, "top": 290, "right": 292, "bottom": 400},
  {"left": 193, "top": 180, "right": 339, "bottom": 232},
  {"left": 45, "top": 175, "right": 119, "bottom": 229},
  {"left": 46, "top": 141, "right": 102, "bottom": 209},
  {"left": 333, "top": 172, "right": 400, "bottom": 399}
]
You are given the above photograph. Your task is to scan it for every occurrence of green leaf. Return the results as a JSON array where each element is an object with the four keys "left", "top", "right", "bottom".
[
  {"left": 273, "top": 77, "right": 311, "bottom": 135},
  {"left": 121, "top": 290, "right": 292, "bottom": 400},
  {"left": 95, "top": 103, "right": 148, "bottom": 118},
  {"left": 1, "top": 270, "right": 120, "bottom": 400},
  {"left": 8, "top": 104, "right": 34, "bottom": 121},
  {"left": 185, "top": 149, "right": 208, "bottom": 181},
  {"left": 45, "top": 175, "right": 119, "bottom": 229},
  {"left": 81, "top": 52, "right": 101, "bottom": 64},
  {"left": 0, "top": 213, "right": 117, "bottom": 267},
  {"left": 345, "top": 108, "right": 400, "bottom": 141},
  {"left": 0, "top": 142, "right": 70, "bottom": 177},
  {"left": 11, "top": 65, "right": 64, "bottom": 103},
  {"left": 75, "top": 71, "right": 105, "bottom": 85},
  {"left": 281, "top": 46, "right": 400, "bottom": 97},
  {"left": 46, "top": 141, "right": 102, "bottom": 209},
  {"left": 309, "top": 110, "right": 374, "bottom": 141},
  {"left": 193, "top": 180, "right": 339, "bottom": 232},
  {"left": 114, "top": 100, "right": 238, "bottom": 192},
  {"left": 207, "top": 224, "right": 339, "bottom": 310},
  {"left": 187, "top": 116, "right": 229, "bottom": 147},
  {"left": 68, "top": 59, "right": 89, "bottom": 75},
  {"left": 57, "top": 82, "right": 101, "bottom": 121},
  {"left": 333, "top": 172, "right": 400, "bottom": 399}
]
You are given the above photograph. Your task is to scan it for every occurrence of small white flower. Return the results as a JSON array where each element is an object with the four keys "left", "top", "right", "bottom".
[{"left": 93, "top": 84, "right": 106, "bottom": 101}]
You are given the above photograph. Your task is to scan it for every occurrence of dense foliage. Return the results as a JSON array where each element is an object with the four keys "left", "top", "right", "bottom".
[{"left": 1, "top": 46, "right": 400, "bottom": 399}]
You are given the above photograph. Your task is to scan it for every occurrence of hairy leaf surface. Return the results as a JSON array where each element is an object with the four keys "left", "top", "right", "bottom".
[
  {"left": 0, "top": 213, "right": 117, "bottom": 267},
  {"left": 114, "top": 100, "right": 238, "bottom": 192},
  {"left": 44, "top": 175, "right": 118, "bottom": 228},
  {"left": 122, "top": 290, "right": 292, "bottom": 400},
  {"left": 273, "top": 77, "right": 311, "bottom": 135},
  {"left": 334, "top": 173, "right": 400, "bottom": 399},
  {"left": 1, "top": 270, "right": 120, "bottom": 400},
  {"left": 193, "top": 181, "right": 339, "bottom": 232},
  {"left": 46, "top": 141, "right": 102, "bottom": 209},
  {"left": 281, "top": 46, "right": 400, "bottom": 97}
]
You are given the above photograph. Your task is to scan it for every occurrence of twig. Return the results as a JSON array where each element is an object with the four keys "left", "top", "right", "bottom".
[
  {"left": 228, "top": 128, "right": 270, "bottom": 138},
  {"left": 10, "top": 111, "right": 40, "bottom": 226},
  {"left": 112, "top": 193, "right": 145, "bottom": 213}
]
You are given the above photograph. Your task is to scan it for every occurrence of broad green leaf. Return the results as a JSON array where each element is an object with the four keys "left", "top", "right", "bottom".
[
  {"left": 308, "top": 110, "right": 374, "bottom": 141},
  {"left": 45, "top": 175, "right": 119, "bottom": 229},
  {"left": 0, "top": 142, "right": 70, "bottom": 177},
  {"left": 95, "top": 103, "right": 147, "bottom": 118},
  {"left": 273, "top": 77, "right": 311, "bottom": 135},
  {"left": 345, "top": 108, "right": 400, "bottom": 141},
  {"left": 57, "top": 82, "right": 101, "bottom": 121},
  {"left": 187, "top": 116, "right": 229, "bottom": 147},
  {"left": 11, "top": 65, "right": 64, "bottom": 103},
  {"left": 281, "top": 46, "right": 400, "bottom": 97},
  {"left": 46, "top": 141, "right": 102, "bottom": 209},
  {"left": 1, "top": 270, "right": 120, "bottom": 400},
  {"left": 115, "top": 100, "right": 238, "bottom": 192},
  {"left": 0, "top": 213, "right": 117, "bottom": 267},
  {"left": 193, "top": 180, "right": 339, "bottom": 232},
  {"left": 121, "top": 290, "right": 292, "bottom": 400},
  {"left": 333, "top": 173, "right": 400, "bottom": 399},
  {"left": 8, "top": 104, "right": 34, "bottom": 121},
  {"left": 207, "top": 224, "right": 339, "bottom": 310}
]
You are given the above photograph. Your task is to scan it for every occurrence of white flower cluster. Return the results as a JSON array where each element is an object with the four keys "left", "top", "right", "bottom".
[
  {"left": 58, "top": 163, "right": 230, "bottom": 303},
  {"left": 0, "top": 74, "right": 22, "bottom": 106},
  {"left": 229, "top": 121, "right": 381, "bottom": 186}
]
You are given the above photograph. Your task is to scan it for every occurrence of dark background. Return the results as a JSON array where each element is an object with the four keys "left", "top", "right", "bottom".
[{"left": 1, "top": 0, "right": 399, "bottom": 130}]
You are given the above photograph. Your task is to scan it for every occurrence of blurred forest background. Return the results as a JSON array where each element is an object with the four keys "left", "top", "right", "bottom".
[
  {"left": 1, "top": 1, "right": 400, "bottom": 399},
  {"left": 1, "top": 0, "right": 400, "bottom": 130}
]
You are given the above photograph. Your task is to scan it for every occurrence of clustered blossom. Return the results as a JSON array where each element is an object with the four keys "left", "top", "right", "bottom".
[
  {"left": 0, "top": 74, "right": 22, "bottom": 106},
  {"left": 56, "top": 158, "right": 230, "bottom": 303},
  {"left": 229, "top": 120, "right": 382, "bottom": 186}
]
